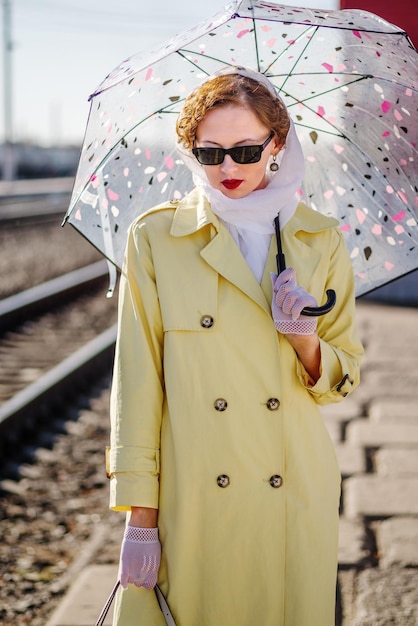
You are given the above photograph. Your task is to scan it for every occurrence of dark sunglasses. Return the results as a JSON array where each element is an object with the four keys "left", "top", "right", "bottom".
[{"left": 192, "top": 132, "right": 274, "bottom": 166}]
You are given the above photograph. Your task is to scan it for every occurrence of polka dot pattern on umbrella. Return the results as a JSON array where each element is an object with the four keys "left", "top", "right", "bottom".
[{"left": 64, "top": 1, "right": 418, "bottom": 296}]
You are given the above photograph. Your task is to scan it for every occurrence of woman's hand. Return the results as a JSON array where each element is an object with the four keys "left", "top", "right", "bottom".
[
  {"left": 271, "top": 268, "right": 318, "bottom": 335},
  {"left": 271, "top": 268, "right": 321, "bottom": 383},
  {"left": 119, "top": 525, "right": 161, "bottom": 589}
]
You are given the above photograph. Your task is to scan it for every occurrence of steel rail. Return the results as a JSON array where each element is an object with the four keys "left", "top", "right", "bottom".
[
  {"left": 0, "top": 177, "right": 73, "bottom": 223},
  {"left": 0, "top": 260, "right": 109, "bottom": 333},
  {"left": 0, "top": 261, "right": 117, "bottom": 457},
  {"left": 0, "top": 324, "right": 117, "bottom": 440},
  {"left": 0, "top": 196, "right": 70, "bottom": 223}
]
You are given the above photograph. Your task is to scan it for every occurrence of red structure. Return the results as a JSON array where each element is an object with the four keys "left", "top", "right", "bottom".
[{"left": 340, "top": 1, "right": 418, "bottom": 48}]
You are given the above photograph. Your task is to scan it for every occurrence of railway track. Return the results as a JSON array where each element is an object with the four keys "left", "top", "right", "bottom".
[
  {"left": 0, "top": 194, "right": 71, "bottom": 224},
  {"left": 0, "top": 179, "right": 72, "bottom": 225},
  {"left": 0, "top": 183, "right": 121, "bottom": 625},
  {"left": 0, "top": 261, "right": 118, "bottom": 460}
]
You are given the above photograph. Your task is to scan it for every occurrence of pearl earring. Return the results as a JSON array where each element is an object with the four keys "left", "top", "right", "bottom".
[{"left": 270, "top": 155, "right": 279, "bottom": 172}]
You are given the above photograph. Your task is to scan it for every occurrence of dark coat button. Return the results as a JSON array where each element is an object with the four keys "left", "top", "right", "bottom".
[
  {"left": 266, "top": 398, "right": 280, "bottom": 410},
  {"left": 200, "top": 315, "right": 214, "bottom": 328},
  {"left": 269, "top": 475, "right": 283, "bottom": 488},
  {"left": 217, "top": 474, "right": 230, "bottom": 488},
  {"left": 214, "top": 398, "right": 228, "bottom": 411}
]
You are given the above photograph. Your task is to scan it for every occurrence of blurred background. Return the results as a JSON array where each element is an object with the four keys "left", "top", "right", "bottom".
[
  {"left": 0, "top": 6, "right": 417, "bottom": 624},
  {"left": 1, "top": 0, "right": 416, "bottom": 179},
  {"left": 0, "top": 0, "right": 417, "bottom": 302}
]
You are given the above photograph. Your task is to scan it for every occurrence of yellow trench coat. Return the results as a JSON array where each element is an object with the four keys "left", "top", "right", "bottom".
[{"left": 109, "top": 188, "right": 363, "bottom": 626}]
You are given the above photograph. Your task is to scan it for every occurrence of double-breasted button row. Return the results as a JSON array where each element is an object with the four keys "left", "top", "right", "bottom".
[
  {"left": 213, "top": 398, "right": 280, "bottom": 411},
  {"left": 216, "top": 475, "right": 284, "bottom": 489},
  {"left": 200, "top": 315, "right": 214, "bottom": 328}
]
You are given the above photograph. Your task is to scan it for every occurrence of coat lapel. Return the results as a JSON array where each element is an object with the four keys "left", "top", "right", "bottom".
[
  {"left": 171, "top": 189, "right": 271, "bottom": 315},
  {"left": 171, "top": 190, "right": 338, "bottom": 314},
  {"left": 201, "top": 228, "right": 271, "bottom": 314}
]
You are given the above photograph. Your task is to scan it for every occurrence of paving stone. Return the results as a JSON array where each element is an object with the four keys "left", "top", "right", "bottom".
[
  {"left": 375, "top": 448, "right": 418, "bottom": 476},
  {"left": 343, "top": 476, "right": 418, "bottom": 518},
  {"left": 356, "top": 301, "right": 418, "bottom": 332},
  {"left": 334, "top": 443, "right": 366, "bottom": 476},
  {"left": 338, "top": 569, "right": 356, "bottom": 626},
  {"left": 338, "top": 517, "right": 368, "bottom": 566},
  {"left": 351, "top": 567, "right": 418, "bottom": 626},
  {"left": 369, "top": 398, "right": 418, "bottom": 424},
  {"left": 374, "top": 517, "right": 418, "bottom": 568},
  {"left": 323, "top": 417, "right": 342, "bottom": 444},
  {"left": 346, "top": 420, "right": 418, "bottom": 447},
  {"left": 358, "top": 371, "right": 418, "bottom": 400},
  {"left": 44, "top": 302, "right": 418, "bottom": 626},
  {"left": 46, "top": 564, "right": 117, "bottom": 626},
  {"left": 319, "top": 398, "right": 363, "bottom": 422},
  {"left": 363, "top": 339, "right": 418, "bottom": 359}
]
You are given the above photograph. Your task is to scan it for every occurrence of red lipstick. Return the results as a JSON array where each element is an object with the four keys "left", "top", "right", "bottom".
[{"left": 222, "top": 179, "right": 243, "bottom": 190}]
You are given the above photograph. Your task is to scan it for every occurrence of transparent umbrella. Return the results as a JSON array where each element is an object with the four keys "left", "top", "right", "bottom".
[{"left": 62, "top": 0, "right": 418, "bottom": 297}]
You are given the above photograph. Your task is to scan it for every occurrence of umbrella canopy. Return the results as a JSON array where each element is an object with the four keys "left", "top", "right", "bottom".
[{"left": 63, "top": 0, "right": 418, "bottom": 297}]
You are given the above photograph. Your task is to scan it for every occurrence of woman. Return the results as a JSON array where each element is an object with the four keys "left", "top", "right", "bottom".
[{"left": 108, "top": 66, "right": 363, "bottom": 625}]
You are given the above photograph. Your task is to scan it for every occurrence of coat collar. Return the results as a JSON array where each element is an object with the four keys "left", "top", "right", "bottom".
[
  {"left": 169, "top": 188, "right": 338, "bottom": 315},
  {"left": 285, "top": 202, "right": 339, "bottom": 235},
  {"left": 170, "top": 188, "right": 219, "bottom": 236},
  {"left": 170, "top": 188, "right": 338, "bottom": 238}
]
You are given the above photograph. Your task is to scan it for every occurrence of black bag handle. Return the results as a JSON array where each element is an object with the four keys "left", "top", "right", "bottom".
[
  {"left": 95, "top": 580, "right": 120, "bottom": 626},
  {"left": 95, "top": 580, "right": 176, "bottom": 626}
]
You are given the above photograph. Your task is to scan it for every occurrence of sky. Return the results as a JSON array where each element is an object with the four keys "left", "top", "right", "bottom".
[{"left": 2, "top": 0, "right": 338, "bottom": 146}]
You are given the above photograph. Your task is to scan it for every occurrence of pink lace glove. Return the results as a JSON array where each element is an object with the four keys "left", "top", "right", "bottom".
[
  {"left": 119, "top": 526, "right": 161, "bottom": 589},
  {"left": 271, "top": 268, "right": 318, "bottom": 335}
]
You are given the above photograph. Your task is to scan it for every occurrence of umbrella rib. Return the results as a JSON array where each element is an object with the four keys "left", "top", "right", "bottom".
[
  {"left": 261, "top": 24, "right": 416, "bottom": 95},
  {"left": 283, "top": 74, "right": 371, "bottom": 107},
  {"left": 175, "top": 48, "right": 262, "bottom": 74},
  {"left": 264, "top": 25, "right": 318, "bottom": 91},
  {"left": 66, "top": 101, "right": 189, "bottom": 217},
  {"left": 253, "top": 13, "right": 408, "bottom": 37},
  {"left": 282, "top": 75, "right": 375, "bottom": 139},
  {"left": 251, "top": 17, "right": 261, "bottom": 73},
  {"left": 71, "top": 49, "right": 218, "bottom": 214},
  {"left": 267, "top": 74, "right": 370, "bottom": 138},
  {"left": 292, "top": 122, "right": 343, "bottom": 137},
  {"left": 175, "top": 49, "right": 214, "bottom": 75}
]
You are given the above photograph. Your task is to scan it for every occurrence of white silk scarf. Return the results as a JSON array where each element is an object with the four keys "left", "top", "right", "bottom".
[{"left": 177, "top": 68, "right": 305, "bottom": 281}]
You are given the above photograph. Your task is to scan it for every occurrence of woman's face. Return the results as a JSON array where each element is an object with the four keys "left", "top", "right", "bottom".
[{"left": 194, "top": 104, "right": 281, "bottom": 199}]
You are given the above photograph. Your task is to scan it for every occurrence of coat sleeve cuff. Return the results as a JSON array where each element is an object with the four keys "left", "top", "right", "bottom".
[
  {"left": 296, "top": 339, "right": 355, "bottom": 403},
  {"left": 109, "top": 472, "right": 159, "bottom": 511},
  {"left": 107, "top": 445, "right": 160, "bottom": 474},
  {"left": 106, "top": 446, "right": 160, "bottom": 511}
]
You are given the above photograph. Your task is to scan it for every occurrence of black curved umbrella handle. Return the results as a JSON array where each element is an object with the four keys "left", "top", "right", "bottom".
[
  {"left": 300, "top": 288, "right": 336, "bottom": 317},
  {"left": 274, "top": 214, "right": 336, "bottom": 317}
]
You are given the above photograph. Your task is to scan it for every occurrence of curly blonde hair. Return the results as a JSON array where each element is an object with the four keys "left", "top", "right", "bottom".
[{"left": 176, "top": 73, "right": 290, "bottom": 150}]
